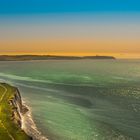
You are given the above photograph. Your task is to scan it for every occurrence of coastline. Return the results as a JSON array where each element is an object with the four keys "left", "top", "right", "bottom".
[
  {"left": 0, "top": 83, "right": 31, "bottom": 140},
  {"left": 0, "top": 82, "right": 48, "bottom": 140},
  {"left": 21, "top": 101, "right": 48, "bottom": 140},
  {"left": 0, "top": 55, "right": 116, "bottom": 61}
]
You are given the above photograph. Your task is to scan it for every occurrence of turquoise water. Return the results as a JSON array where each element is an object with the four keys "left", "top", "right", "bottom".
[{"left": 0, "top": 59, "right": 140, "bottom": 140}]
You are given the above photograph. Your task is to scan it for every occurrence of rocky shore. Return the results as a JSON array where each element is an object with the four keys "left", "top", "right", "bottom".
[
  {"left": 8, "top": 85, "right": 48, "bottom": 140},
  {"left": 8, "top": 87, "right": 33, "bottom": 139}
]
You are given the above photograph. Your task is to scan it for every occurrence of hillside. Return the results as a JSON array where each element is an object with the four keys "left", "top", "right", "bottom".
[
  {"left": 0, "top": 55, "right": 116, "bottom": 61},
  {"left": 0, "top": 83, "right": 31, "bottom": 140}
]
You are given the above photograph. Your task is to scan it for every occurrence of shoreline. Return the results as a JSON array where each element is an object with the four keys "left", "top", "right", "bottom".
[
  {"left": 21, "top": 100, "right": 48, "bottom": 140},
  {"left": 0, "top": 83, "right": 32, "bottom": 140},
  {"left": 0, "top": 82, "right": 48, "bottom": 140}
]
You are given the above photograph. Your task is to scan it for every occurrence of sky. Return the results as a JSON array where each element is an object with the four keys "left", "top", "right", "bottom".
[{"left": 0, "top": 0, "right": 140, "bottom": 58}]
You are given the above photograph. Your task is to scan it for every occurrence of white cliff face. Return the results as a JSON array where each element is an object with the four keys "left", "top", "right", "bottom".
[
  {"left": 8, "top": 88, "right": 33, "bottom": 140},
  {"left": 9, "top": 88, "right": 48, "bottom": 140},
  {"left": 21, "top": 107, "right": 48, "bottom": 140},
  {"left": 9, "top": 89, "right": 23, "bottom": 128}
]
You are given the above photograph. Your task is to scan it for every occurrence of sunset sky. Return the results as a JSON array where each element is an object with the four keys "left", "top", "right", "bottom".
[{"left": 0, "top": 0, "right": 140, "bottom": 58}]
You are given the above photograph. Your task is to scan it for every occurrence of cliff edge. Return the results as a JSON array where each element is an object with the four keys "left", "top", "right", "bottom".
[{"left": 0, "top": 83, "right": 32, "bottom": 140}]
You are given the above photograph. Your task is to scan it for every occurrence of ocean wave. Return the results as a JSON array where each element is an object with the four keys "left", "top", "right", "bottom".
[
  {"left": 0, "top": 72, "right": 52, "bottom": 83},
  {"left": 112, "top": 76, "right": 136, "bottom": 81},
  {"left": 0, "top": 72, "right": 98, "bottom": 87}
]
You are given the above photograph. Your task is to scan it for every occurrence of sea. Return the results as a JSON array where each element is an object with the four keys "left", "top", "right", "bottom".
[{"left": 0, "top": 59, "right": 140, "bottom": 140}]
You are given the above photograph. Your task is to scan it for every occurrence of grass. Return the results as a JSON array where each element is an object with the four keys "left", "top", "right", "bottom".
[{"left": 0, "top": 83, "right": 31, "bottom": 140}]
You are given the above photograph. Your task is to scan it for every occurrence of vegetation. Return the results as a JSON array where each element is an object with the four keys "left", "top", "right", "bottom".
[
  {"left": 0, "top": 83, "right": 31, "bottom": 140},
  {"left": 0, "top": 55, "right": 116, "bottom": 61}
]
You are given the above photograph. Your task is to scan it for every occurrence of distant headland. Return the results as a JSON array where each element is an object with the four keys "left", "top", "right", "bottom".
[{"left": 0, "top": 55, "right": 116, "bottom": 61}]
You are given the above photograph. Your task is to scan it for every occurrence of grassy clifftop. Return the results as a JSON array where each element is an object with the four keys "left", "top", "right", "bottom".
[{"left": 0, "top": 83, "right": 31, "bottom": 140}]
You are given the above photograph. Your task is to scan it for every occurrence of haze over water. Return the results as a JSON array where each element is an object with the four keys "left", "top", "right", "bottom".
[{"left": 0, "top": 59, "right": 140, "bottom": 140}]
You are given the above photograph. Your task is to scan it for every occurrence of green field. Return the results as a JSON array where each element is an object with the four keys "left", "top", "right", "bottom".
[{"left": 0, "top": 83, "right": 31, "bottom": 140}]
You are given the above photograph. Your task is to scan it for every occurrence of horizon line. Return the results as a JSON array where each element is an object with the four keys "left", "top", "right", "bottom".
[{"left": 0, "top": 54, "right": 140, "bottom": 59}]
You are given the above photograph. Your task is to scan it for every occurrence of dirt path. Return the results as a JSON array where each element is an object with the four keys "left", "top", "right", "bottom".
[{"left": 0, "top": 84, "right": 7, "bottom": 102}]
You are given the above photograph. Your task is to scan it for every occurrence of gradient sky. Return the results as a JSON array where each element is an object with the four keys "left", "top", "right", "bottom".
[{"left": 0, "top": 0, "right": 140, "bottom": 58}]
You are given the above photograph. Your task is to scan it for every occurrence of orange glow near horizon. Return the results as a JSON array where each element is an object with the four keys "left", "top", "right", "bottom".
[
  {"left": 0, "top": 38, "right": 140, "bottom": 58},
  {"left": 0, "top": 51, "right": 140, "bottom": 59},
  {"left": 1, "top": 13, "right": 140, "bottom": 59}
]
